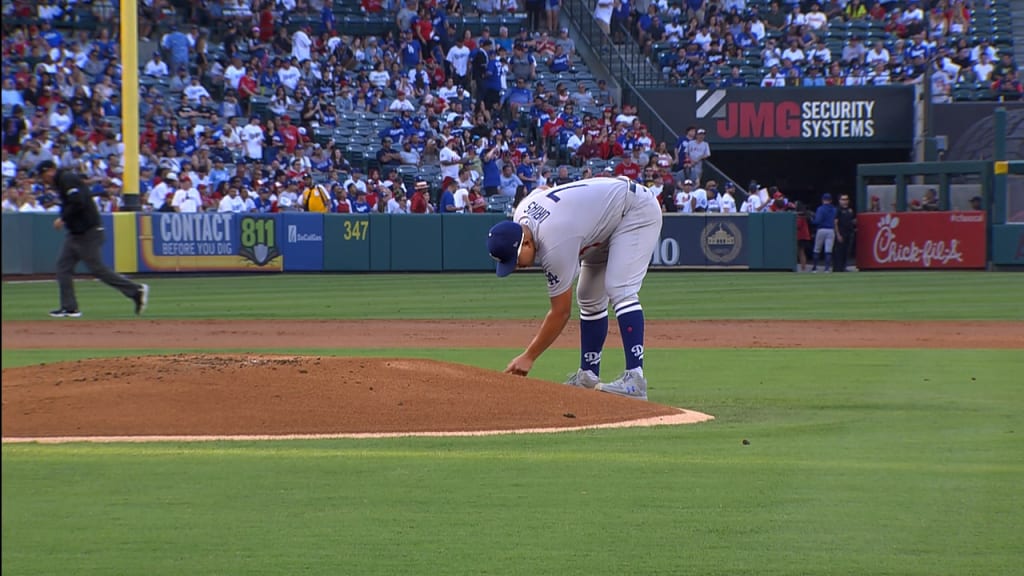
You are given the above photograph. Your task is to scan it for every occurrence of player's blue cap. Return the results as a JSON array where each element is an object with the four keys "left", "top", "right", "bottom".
[{"left": 487, "top": 220, "right": 524, "bottom": 278}]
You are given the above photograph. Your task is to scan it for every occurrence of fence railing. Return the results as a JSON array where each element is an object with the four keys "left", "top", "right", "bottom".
[{"left": 563, "top": 0, "right": 665, "bottom": 88}]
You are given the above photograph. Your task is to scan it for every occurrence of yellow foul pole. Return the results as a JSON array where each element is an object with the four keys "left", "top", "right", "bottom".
[{"left": 120, "top": 0, "right": 141, "bottom": 210}]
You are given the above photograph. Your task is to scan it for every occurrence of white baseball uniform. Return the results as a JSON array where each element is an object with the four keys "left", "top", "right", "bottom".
[{"left": 512, "top": 176, "right": 662, "bottom": 313}]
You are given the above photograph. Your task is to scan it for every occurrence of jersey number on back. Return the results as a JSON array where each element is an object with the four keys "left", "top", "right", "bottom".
[{"left": 545, "top": 183, "right": 588, "bottom": 203}]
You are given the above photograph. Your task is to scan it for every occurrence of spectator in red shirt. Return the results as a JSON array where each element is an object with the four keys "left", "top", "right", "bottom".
[
  {"left": 410, "top": 181, "right": 431, "bottom": 213},
  {"left": 362, "top": 0, "right": 385, "bottom": 14},
  {"left": 614, "top": 154, "right": 642, "bottom": 181},
  {"left": 140, "top": 122, "right": 159, "bottom": 153},
  {"left": 258, "top": 5, "right": 275, "bottom": 42},
  {"left": 278, "top": 115, "right": 300, "bottom": 154},
  {"left": 468, "top": 185, "right": 487, "bottom": 213},
  {"left": 795, "top": 201, "right": 812, "bottom": 272}
]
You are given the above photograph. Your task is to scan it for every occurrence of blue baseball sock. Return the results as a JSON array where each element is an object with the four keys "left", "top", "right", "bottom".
[
  {"left": 579, "top": 310, "right": 608, "bottom": 376},
  {"left": 614, "top": 300, "right": 645, "bottom": 372}
]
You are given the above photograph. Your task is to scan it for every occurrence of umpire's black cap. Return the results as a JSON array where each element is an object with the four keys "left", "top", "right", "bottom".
[{"left": 33, "top": 160, "right": 57, "bottom": 177}]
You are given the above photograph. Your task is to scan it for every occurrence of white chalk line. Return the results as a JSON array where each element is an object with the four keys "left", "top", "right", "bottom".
[{"left": 2, "top": 409, "right": 714, "bottom": 444}]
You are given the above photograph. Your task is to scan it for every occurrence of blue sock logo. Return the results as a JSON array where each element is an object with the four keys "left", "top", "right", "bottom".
[
  {"left": 583, "top": 351, "right": 602, "bottom": 367},
  {"left": 630, "top": 344, "right": 644, "bottom": 361}
]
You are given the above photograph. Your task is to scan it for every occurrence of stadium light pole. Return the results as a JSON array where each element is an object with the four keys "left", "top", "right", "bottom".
[{"left": 120, "top": 0, "right": 141, "bottom": 211}]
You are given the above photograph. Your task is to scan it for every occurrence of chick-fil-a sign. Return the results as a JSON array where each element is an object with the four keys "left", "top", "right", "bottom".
[{"left": 856, "top": 212, "right": 987, "bottom": 269}]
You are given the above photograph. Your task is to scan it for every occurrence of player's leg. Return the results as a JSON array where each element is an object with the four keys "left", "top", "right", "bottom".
[
  {"left": 597, "top": 190, "right": 663, "bottom": 399},
  {"left": 812, "top": 229, "right": 825, "bottom": 272},
  {"left": 823, "top": 230, "right": 835, "bottom": 273},
  {"left": 79, "top": 230, "right": 148, "bottom": 311},
  {"left": 53, "top": 236, "right": 82, "bottom": 316},
  {"left": 571, "top": 257, "right": 610, "bottom": 387}
]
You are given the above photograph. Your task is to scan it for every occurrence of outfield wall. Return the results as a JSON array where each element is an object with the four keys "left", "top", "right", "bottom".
[{"left": 2, "top": 212, "right": 797, "bottom": 275}]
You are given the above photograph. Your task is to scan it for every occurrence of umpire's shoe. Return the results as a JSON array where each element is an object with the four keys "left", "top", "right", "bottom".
[
  {"left": 134, "top": 284, "right": 150, "bottom": 315},
  {"left": 49, "top": 308, "right": 82, "bottom": 318},
  {"left": 596, "top": 369, "right": 648, "bottom": 400},
  {"left": 565, "top": 369, "right": 600, "bottom": 389}
]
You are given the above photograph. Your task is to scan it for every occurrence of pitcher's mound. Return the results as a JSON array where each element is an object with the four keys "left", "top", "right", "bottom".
[{"left": 2, "top": 355, "right": 712, "bottom": 442}]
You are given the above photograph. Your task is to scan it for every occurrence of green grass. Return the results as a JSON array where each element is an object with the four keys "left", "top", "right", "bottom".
[
  {"left": 3, "top": 271, "right": 1022, "bottom": 321},
  {"left": 3, "top": 348, "right": 1024, "bottom": 575}
]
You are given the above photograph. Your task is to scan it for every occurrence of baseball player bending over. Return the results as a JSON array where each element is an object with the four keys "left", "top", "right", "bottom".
[{"left": 487, "top": 176, "right": 663, "bottom": 400}]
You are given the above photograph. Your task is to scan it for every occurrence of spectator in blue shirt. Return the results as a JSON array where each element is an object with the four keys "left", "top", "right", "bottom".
[
  {"left": 723, "top": 66, "right": 747, "bottom": 87},
  {"left": 517, "top": 158, "right": 537, "bottom": 192},
  {"left": 40, "top": 21, "right": 63, "bottom": 48},
  {"left": 803, "top": 67, "right": 826, "bottom": 86},
  {"left": 548, "top": 45, "right": 571, "bottom": 73},
  {"left": 481, "top": 144, "right": 502, "bottom": 196},
  {"left": 498, "top": 163, "right": 523, "bottom": 198},
  {"left": 401, "top": 34, "right": 422, "bottom": 69},
  {"left": 160, "top": 25, "right": 192, "bottom": 74},
  {"left": 439, "top": 180, "right": 458, "bottom": 213},
  {"left": 508, "top": 77, "right": 533, "bottom": 114}
]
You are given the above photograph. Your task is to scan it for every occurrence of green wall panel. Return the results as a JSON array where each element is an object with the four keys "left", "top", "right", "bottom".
[
  {"left": 747, "top": 213, "right": 765, "bottom": 270},
  {"left": 322, "top": 214, "right": 371, "bottom": 271},
  {"left": 442, "top": 214, "right": 506, "bottom": 271},
  {"left": 389, "top": 215, "right": 443, "bottom": 271},
  {"left": 2, "top": 213, "right": 33, "bottom": 275},
  {"left": 991, "top": 225, "right": 1024, "bottom": 265},
  {"left": 761, "top": 212, "right": 797, "bottom": 270},
  {"left": 368, "top": 213, "right": 391, "bottom": 271}
]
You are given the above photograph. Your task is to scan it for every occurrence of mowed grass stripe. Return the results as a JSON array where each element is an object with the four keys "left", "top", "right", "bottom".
[
  {"left": 3, "top": 271, "right": 1022, "bottom": 320},
  {"left": 5, "top": 445, "right": 1022, "bottom": 475}
]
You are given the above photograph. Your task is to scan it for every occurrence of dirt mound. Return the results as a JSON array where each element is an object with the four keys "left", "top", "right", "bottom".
[{"left": 1, "top": 355, "right": 709, "bottom": 440}]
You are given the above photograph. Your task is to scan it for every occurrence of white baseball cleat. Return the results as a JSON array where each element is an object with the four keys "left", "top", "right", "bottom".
[
  {"left": 564, "top": 369, "right": 600, "bottom": 389},
  {"left": 596, "top": 369, "right": 648, "bottom": 400}
]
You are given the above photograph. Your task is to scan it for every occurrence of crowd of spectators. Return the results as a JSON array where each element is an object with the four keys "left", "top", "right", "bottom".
[
  {"left": 2, "top": 0, "right": 1017, "bottom": 219},
  {"left": 4, "top": 0, "right": 648, "bottom": 216},
  {"left": 602, "top": 0, "right": 1019, "bottom": 102}
]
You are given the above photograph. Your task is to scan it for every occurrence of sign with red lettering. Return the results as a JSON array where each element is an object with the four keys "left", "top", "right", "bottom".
[
  {"left": 856, "top": 212, "right": 987, "bottom": 269},
  {"left": 640, "top": 87, "right": 914, "bottom": 150}
]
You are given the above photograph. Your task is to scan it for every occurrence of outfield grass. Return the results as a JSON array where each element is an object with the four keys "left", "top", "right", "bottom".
[
  {"left": 3, "top": 348, "right": 1022, "bottom": 576},
  {"left": 3, "top": 271, "right": 1022, "bottom": 321}
]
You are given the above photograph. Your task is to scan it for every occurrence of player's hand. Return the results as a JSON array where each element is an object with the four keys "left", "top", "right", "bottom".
[
  {"left": 837, "top": 234, "right": 844, "bottom": 243},
  {"left": 504, "top": 354, "right": 534, "bottom": 377},
  {"left": 53, "top": 218, "right": 64, "bottom": 230}
]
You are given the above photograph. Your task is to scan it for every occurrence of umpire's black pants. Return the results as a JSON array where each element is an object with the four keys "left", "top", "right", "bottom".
[
  {"left": 833, "top": 232, "right": 854, "bottom": 272},
  {"left": 58, "top": 227, "right": 141, "bottom": 310}
]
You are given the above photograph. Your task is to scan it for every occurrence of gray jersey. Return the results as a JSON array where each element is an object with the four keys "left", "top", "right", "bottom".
[{"left": 513, "top": 177, "right": 633, "bottom": 297}]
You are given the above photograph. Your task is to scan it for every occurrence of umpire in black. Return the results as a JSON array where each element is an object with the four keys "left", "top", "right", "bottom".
[
  {"left": 35, "top": 160, "right": 149, "bottom": 317},
  {"left": 833, "top": 193, "right": 857, "bottom": 273}
]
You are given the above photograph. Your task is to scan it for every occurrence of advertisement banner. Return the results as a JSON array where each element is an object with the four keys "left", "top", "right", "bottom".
[
  {"left": 280, "top": 213, "right": 324, "bottom": 271},
  {"left": 855, "top": 212, "right": 986, "bottom": 269},
  {"left": 100, "top": 213, "right": 114, "bottom": 268},
  {"left": 640, "top": 87, "right": 914, "bottom": 150},
  {"left": 651, "top": 214, "right": 748, "bottom": 268},
  {"left": 137, "top": 213, "right": 284, "bottom": 272}
]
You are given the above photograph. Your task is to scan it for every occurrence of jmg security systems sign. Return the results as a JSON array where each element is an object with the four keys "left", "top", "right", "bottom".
[{"left": 641, "top": 86, "right": 914, "bottom": 150}]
